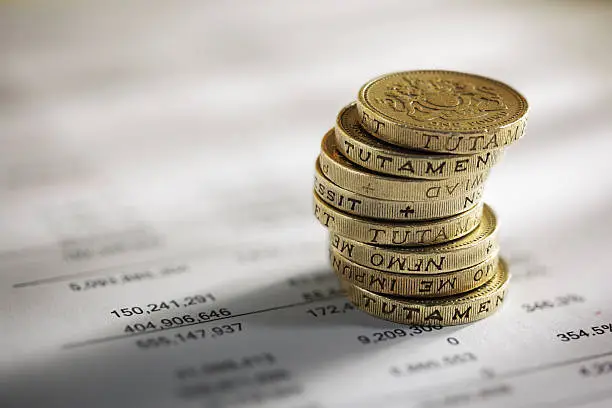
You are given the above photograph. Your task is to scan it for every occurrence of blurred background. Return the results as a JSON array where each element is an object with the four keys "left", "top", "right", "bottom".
[
  {"left": 1, "top": 1, "right": 612, "bottom": 408},
  {"left": 0, "top": 1, "right": 612, "bottom": 251},
  {"left": 1, "top": 0, "right": 611, "bottom": 253}
]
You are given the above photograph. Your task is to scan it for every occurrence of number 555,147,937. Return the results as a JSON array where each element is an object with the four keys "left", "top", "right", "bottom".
[{"left": 136, "top": 323, "right": 244, "bottom": 350}]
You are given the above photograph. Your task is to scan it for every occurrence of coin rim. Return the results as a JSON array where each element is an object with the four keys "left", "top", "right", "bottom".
[
  {"left": 328, "top": 204, "right": 499, "bottom": 273},
  {"left": 314, "top": 192, "right": 484, "bottom": 246},
  {"left": 330, "top": 247, "right": 500, "bottom": 297},
  {"left": 319, "top": 129, "right": 490, "bottom": 201},
  {"left": 334, "top": 103, "right": 504, "bottom": 179},
  {"left": 339, "top": 258, "right": 510, "bottom": 325},
  {"left": 314, "top": 159, "right": 484, "bottom": 221}
]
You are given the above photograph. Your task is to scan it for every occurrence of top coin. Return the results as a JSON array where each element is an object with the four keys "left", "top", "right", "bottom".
[{"left": 357, "top": 70, "right": 528, "bottom": 154}]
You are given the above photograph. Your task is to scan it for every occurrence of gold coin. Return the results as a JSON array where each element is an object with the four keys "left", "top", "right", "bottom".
[
  {"left": 340, "top": 258, "right": 510, "bottom": 326},
  {"left": 330, "top": 248, "right": 498, "bottom": 297},
  {"left": 356, "top": 71, "right": 528, "bottom": 154},
  {"left": 314, "top": 159, "right": 484, "bottom": 221},
  {"left": 335, "top": 103, "right": 504, "bottom": 179},
  {"left": 314, "top": 193, "right": 483, "bottom": 246},
  {"left": 329, "top": 204, "right": 498, "bottom": 273},
  {"left": 319, "top": 129, "right": 489, "bottom": 201}
]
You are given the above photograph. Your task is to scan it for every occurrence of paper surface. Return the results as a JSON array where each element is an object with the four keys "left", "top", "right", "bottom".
[{"left": 2, "top": 1, "right": 612, "bottom": 407}]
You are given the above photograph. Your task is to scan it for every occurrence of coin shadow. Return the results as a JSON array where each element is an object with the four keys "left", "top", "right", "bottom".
[
  {"left": 4, "top": 265, "right": 471, "bottom": 408},
  {"left": 208, "top": 265, "right": 468, "bottom": 350}
]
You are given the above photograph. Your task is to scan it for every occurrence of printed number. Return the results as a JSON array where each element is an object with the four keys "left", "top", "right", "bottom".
[
  {"left": 447, "top": 337, "right": 460, "bottom": 345},
  {"left": 211, "top": 323, "right": 243, "bottom": 336},
  {"left": 184, "top": 294, "right": 216, "bottom": 306},
  {"left": 557, "top": 330, "right": 590, "bottom": 342},
  {"left": 358, "top": 329, "right": 408, "bottom": 344},
  {"left": 124, "top": 322, "right": 156, "bottom": 333},
  {"left": 161, "top": 315, "right": 196, "bottom": 327},
  {"left": 111, "top": 307, "right": 144, "bottom": 318},
  {"left": 198, "top": 308, "right": 232, "bottom": 321},
  {"left": 306, "top": 303, "right": 354, "bottom": 317}
]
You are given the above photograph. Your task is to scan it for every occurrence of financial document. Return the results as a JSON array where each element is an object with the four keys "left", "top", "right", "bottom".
[{"left": 2, "top": 1, "right": 612, "bottom": 407}]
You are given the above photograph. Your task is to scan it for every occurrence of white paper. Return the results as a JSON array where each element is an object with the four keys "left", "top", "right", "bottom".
[{"left": 2, "top": 1, "right": 612, "bottom": 407}]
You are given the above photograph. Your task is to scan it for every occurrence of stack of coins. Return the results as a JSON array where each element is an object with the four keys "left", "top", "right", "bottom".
[{"left": 313, "top": 70, "right": 528, "bottom": 326}]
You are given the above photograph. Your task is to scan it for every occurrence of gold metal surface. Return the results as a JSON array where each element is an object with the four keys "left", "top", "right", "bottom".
[
  {"left": 335, "top": 103, "right": 504, "bottom": 179},
  {"left": 341, "top": 258, "right": 510, "bottom": 326},
  {"left": 312, "top": 71, "right": 527, "bottom": 325},
  {"left": 330, "top": 248, "right": 498, "bottom": 297},
  {"left": 314, "top": 193, "right": 483, "bottom": 246},
  {"left": 319, "top": 129, "right": 489, "bottom": 201},
  {"left": 314, "top": 159, "right": 484, "bottom": 221},
  {"left": 357, "top": 71, "right": 528, "bottom": 153},
  {"left": 329, "top": 204, "right": 498, "bottom": 273}
]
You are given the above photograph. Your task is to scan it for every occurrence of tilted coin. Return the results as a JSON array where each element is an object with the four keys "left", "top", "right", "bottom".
[
  {"left": 340, "top": 258, "right": 510, "bottom": 326},
  {"left": 335, "top": 103, "right": 504, "bottom": 179},
  {"left": 314, "top": 193, "right": 483, "bottom": 246},
  {"left": 314, "top": 159, "right": 483, "bottom": 221},
  {"left": 319, "top": 129, "right": 489, "bottom": 201},
  {"left": 330, "top": 248, "right": 498, "bottom": 297},
  {"left": 356, "top": 70, "right": 528, "bottom": 154},
  {"left": 329, "top": 204, "right": 498, "bottom": 273}
]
